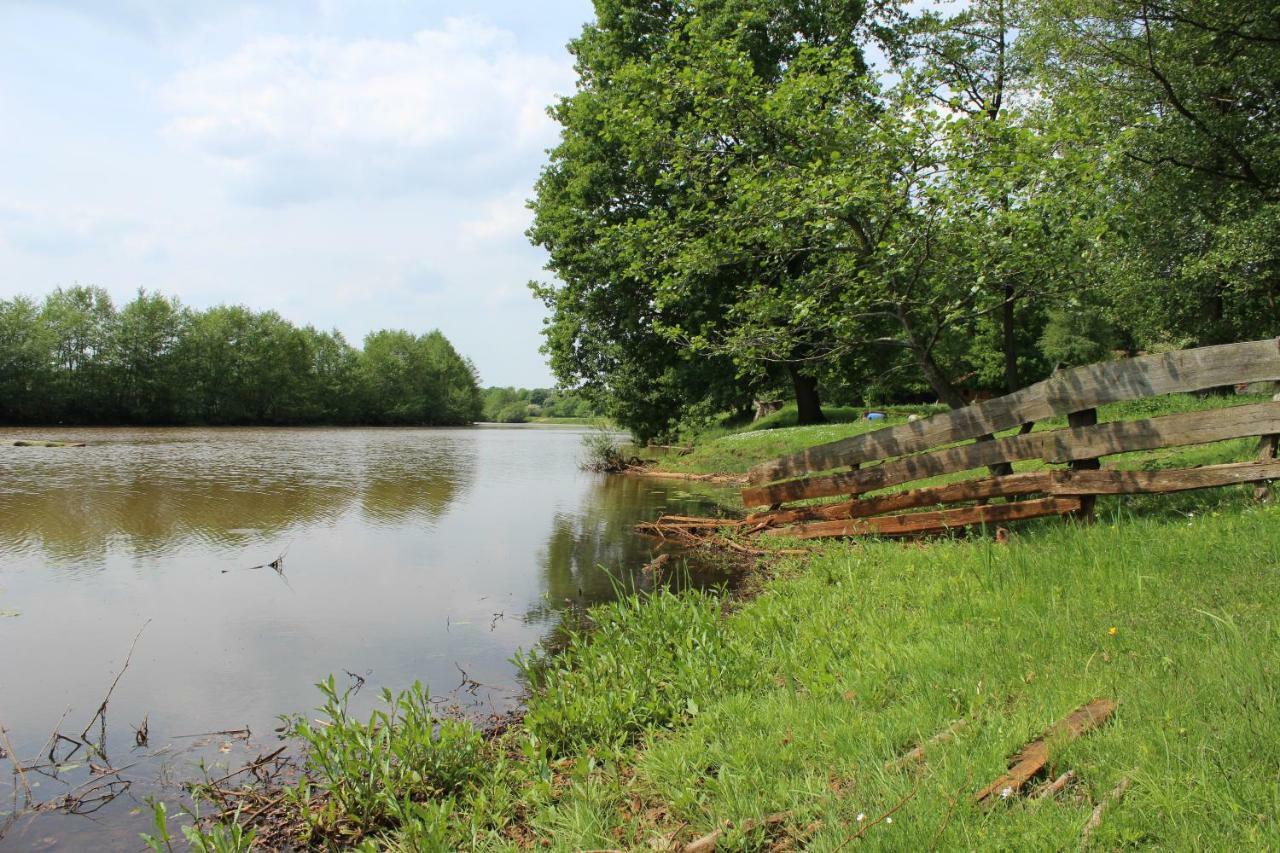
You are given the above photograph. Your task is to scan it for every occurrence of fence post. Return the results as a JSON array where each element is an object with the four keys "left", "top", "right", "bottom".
[
  {"left": 1256, "top": 393, "right": 1280, "bottom": 502},
  {"left": 1067, "top": 408, "right": 1100, "bottom": 522}
]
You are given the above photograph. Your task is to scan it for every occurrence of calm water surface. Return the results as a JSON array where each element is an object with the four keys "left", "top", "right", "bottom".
[{"left": 0, "top": 425, "right": 732, "bottom": 850}]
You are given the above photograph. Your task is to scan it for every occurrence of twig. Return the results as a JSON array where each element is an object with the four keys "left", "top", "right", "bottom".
[
  {"left": 201, "top": 746, "right": 288, "bottom": 789},
  {"left": 0, "top": 720, "right": 33, "bottom": 804},
  {"left": 80, "top": 620, "right": 152, "bottom": 744},
  {"left": 836, "top": 782, "right": 920, "bottom": 849},
  {"left": 1081, "top": 775, "right": 1131, "bottom": 841},
  {"left": 172, "top": 728, "right": 251, "bottom": 740}
]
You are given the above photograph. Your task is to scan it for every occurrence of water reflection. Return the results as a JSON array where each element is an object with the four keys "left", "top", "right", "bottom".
[{"left": 0, "top": 428, "right": 475, "bottom": 561}]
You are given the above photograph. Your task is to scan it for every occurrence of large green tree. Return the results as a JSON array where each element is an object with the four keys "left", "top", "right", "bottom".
[{"left": 1028, "top": 0, "right": 1280, "bottom": 348}]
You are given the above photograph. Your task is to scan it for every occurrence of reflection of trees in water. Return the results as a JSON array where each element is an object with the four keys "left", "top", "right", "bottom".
[
  {"left": 357, "top": 437, "right": 474, "bottom": 524},
  {"left": 0, "top": 435, "right": 478, "bottom": 562},
  {"left": 524, "top": 475, "right": 737, "bottom": 631}
]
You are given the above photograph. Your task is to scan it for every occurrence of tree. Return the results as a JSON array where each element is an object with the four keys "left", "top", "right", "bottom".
[
  {"left": 41, "top": 286, "right": 117, "bottom": 421},
  {"left": 0, "top": 296, "right": 54, "bottom": 422},
  {"left": 1027, "top": 0, "right": 1280, "bottom": 348},
  {"left": 111, "top": 289, "right": 188, "bottom": 422}
]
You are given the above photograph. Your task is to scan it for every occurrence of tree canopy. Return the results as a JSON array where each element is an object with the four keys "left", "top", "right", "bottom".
[
  {"left": 0, "top": 287, "right": 483, "bottom": 426},
  {"left": 530, "top": 0, "right": 1279, "bottom": 439}
]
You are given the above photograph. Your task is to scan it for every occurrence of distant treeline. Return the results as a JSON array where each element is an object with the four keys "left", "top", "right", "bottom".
[
  {"left": 0, "top": 286, "right": 482, "bottom": 426},
  {"left": 481, "top": 386, "right": 603, "bottom": 423}
]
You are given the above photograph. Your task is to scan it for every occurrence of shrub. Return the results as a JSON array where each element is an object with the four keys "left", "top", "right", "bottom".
[{"left": 283, "top": 678, "right": 484, "bottom": 843}]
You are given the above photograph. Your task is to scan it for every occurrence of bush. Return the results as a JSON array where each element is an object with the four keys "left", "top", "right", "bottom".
[
  {"left": 579, "top": 429, "right": 628, "bottom": 472},
  {"left": 493, "top": 401, "right": 529, "bottom": 423}
]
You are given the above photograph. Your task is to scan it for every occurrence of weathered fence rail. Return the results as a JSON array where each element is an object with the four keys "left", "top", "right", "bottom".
[{"left": 740, "top": 338, "right": 1280, "bottom": 540}]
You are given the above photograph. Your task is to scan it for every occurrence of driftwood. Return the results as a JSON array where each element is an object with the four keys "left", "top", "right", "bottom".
[{"left": 975, "top": 698, "right": 1116, "bottom": 804}]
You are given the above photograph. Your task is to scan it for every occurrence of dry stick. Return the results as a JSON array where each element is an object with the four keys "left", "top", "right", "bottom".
[
  {"left": 0, "top": 720, "right": 33, "bottom": 805},
  {"left": 80, "top": 620, "right": 152, "bottom": 745},
  {"left": 835, "top": 782, "right": 921, "bottom": 849},
  {"left": 1081, "top": 776, "right": 1131, "bottom": 842},
  {"left": 202, "top": 746, "right": 288, "bottom": 790},
  {"left": 172, "top": 727, "right": 252, "bottom": 740}
]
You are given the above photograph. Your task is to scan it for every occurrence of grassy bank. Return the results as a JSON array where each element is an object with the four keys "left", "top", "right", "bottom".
[{"left": 178, "top": 396, "right": 1280, "bottom": 850}]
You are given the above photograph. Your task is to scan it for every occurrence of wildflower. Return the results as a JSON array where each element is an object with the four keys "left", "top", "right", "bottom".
[
  {"left": 885, "top": 817, "right": 893, "bottom": 825},
  {"left": 1108, "top": 626, "right": 1118, "bottom": 636},
  {"left": 856, "top": 813, "right": 866, "bottom": 822},
  {"left": 1000, "top": 786, "right": 1013, "bottom": 799}
]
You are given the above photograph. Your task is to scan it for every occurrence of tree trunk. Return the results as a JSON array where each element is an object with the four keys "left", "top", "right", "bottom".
[
  {"left": 896, "top": 307, "right": 967, "bottom": 410},
  {"left": 1002, "top": 281, "right": 1018, "bottom": 394},
  {"left": 787, "top": 364, "right": 825, "bottom": 425}
]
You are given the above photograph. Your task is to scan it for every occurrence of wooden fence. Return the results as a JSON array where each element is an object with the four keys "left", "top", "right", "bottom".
[{"left": 741, "top": 338, "right": 1280, "bottom": 540}]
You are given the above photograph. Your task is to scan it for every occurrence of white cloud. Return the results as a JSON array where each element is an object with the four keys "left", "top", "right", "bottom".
[
  {"left": 162, "top": 18, "right": 571, "bottom": 205},
  {"left": 459, "top": 189, "right": 533, "bottom": 243}
]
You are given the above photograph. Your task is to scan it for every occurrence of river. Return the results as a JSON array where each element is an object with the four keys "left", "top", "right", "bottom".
[{"left": 0, "top": 425, "right": 733, "bottom": 849}]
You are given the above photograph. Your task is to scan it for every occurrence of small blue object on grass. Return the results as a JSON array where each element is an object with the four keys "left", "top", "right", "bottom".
[{"left": 866, "top": 411, "right": 886, "bottom": 421}]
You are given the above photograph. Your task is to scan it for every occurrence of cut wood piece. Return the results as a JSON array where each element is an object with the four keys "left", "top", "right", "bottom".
[
  {"left": 763, "top": 497, "right": 1081, "bottom": 540},
  {"left": 741, "top": 401, "right": 1280, "bottom": 507},
  {"left": 1034, "top": 770, "right": 1076, "bottom": 800},
  {"left": 747, "top": 338, "right": 1280, "bottom": 484},
  {"left": 975, "top": 698, "right": 1116, "bottom": 804}
]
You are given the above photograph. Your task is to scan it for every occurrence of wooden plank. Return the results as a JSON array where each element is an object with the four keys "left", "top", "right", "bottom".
[
  {"left": 1048, "top": 461, "right": 1280, "bottom": 495},
  {"left": 747, "top": 338, "right": 1280, "bottom": 485},
  {"left": 1257, "top": 392, "right": 1280, "bottom": 501},
  {"left": 741, "top": 401, "right": 1280, "bottom": 507},
  {"left": 762, "top": 497, "right": 1081, "bottom": 540},
  {"left": 746, "top": 461, "right": 1280, "bottom": 528},
  {"left": 747, "top": 472, "right": 1054, "bottom": 527},
  {"left": 1067, "top": 408, "right": 1101, "bottom": 521},
  {"left": 975, "top": 698, "right": 1116, "bottom": 804}
]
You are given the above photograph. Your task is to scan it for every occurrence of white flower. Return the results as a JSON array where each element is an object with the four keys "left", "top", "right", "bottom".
[
  {"left": 856, "top": 813, "right": 866, "bottom": 822},
  {"left": 885, "top": 817, "right": 893, "bottom": 825},
  {"left": 1000, "top": 786, "right": 1013, "bottom": 799}
]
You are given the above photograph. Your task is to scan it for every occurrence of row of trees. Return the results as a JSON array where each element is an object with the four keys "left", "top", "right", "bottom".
[
  {"left": 481, "top": 386, "right": 603, "bottom": 423},
  {"left": 0, "top": 286, "right": 483, "bottom": 425},
  {"left": 530, "top": 0, "right": 1279, "bottom": 439}
]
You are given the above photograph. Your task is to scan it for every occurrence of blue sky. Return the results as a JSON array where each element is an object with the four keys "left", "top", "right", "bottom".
[{"left": 0, "top": 1, "right": 595, "bottom": 387}]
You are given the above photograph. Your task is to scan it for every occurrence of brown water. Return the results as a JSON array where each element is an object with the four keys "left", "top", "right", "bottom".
[{"left": 0, "top": 426, "right": 733, "bottom": 850}]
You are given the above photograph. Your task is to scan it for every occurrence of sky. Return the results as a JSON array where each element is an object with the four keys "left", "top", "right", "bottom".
[{"left": 0, "top": 0, "right": 596, "bottom": 387}]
